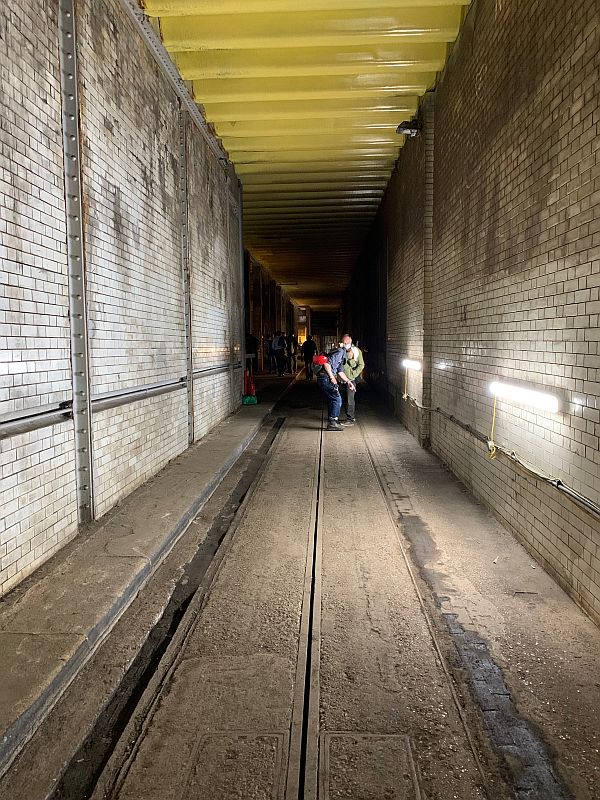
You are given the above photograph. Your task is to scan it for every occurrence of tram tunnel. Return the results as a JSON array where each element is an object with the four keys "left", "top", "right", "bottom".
[{"left": 1, "top": 1, "right": 600, "bottom": 798}]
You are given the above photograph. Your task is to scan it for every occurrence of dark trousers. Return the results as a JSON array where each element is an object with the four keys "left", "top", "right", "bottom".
[
  {"left": 341, "top": 383, "right": 357, "bottom": 419},
  {"left": 304, "top": 358, "right": 313, "bottom": 380},
  {"left": 317, "top": 375, "right": 342, "bottom": 420},
  {"left": 274, "top": 350, "right": 286, "bottom": 376}
]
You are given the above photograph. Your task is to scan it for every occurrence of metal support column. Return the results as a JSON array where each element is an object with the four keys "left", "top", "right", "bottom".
[
  {"left": 58, "top": 0, "right": 94, "bottom": 523},
  {"left": 178, "top": 104, "right": 194, "bottom": 443},
  {"left": 226, "top": 188, "right": 236, "bottom": 408},
  {"left": 237, "top": 179, "right": 246, "bottom": 380}
]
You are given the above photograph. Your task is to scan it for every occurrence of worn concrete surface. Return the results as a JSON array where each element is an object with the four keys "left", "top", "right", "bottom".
[
  {"left": 362, "top": 401, "right": 600, "bottom": 800},
  {"left": 99, "top": 417, "right": 320, "bottom": 800},
  {"left": 3, "top": 380, "right": 599, "bottom": 800},
  {"left": 96, "top": 390, "right": 495, "bottom": 800},
  {"left": 0, "top": 377, "right": 294, "bottom": 777},
  {"left": 319, "top": 427, "right": 489, "bottom": 800}
]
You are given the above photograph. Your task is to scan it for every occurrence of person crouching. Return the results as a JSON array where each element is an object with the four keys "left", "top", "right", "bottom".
[{"left": 315, "top": 346, "right": 355, "bottom": 431}]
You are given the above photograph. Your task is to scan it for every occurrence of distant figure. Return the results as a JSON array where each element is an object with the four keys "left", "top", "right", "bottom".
[
  {"left": 286, "top": 332, "right": 298, "bottom": 372},
  {"left": 340, "top": 333, "right": 364, "bottom": 425},
  {"left": 264, "top": 334, "right": 276, "bottom": 374},
  {"left": 301, "top": 335, "right": 318, "bottom": 380},
  {"left": 245, "top": 332, "right": 259, "bottom": 375},
  {"left": 271, "top": 331, "right": 286, "bottom": 376}
]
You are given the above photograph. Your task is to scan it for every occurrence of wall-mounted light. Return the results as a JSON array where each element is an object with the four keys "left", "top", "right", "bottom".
[
  {"left": 401, "top": 358, "right": 422, "bottom": 399},
  {"left": 487, "top": 381, "right": 560, "bottom": 461},
  {"left": 489, "top": 381, "right": 560, "bottom": 413}
]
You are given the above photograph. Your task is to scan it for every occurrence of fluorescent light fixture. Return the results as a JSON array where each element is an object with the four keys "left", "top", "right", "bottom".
[
  {"left": 489, "top": 381, "right": 559, "bottom": 413},
  {"left": 402, "top": 359, "right": 422, "bottom": 371}
]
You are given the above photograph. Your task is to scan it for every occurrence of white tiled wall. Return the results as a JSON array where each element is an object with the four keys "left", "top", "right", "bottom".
[
  {"left": 0, "top": 0, "right": 78, "bottom": 593},
  {"left": 0, "top": 423, "right": 77, "bottom": 595},
  {"left": 364, "top": 0, "right": 600, "bottom": 623},
  {"left": 1, "top": 0, "right": 244, "bottom": 594},
  {"left": 93, "top": 392, "right": 189, "bottom": 518}
]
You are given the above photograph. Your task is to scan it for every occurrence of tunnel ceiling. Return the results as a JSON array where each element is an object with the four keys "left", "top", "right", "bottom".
[{"left": 144, "top": 0, "right": 469, "bottom": 309}]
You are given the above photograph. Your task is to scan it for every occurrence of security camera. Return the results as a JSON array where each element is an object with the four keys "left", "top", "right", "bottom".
[{"left": 396, "top": 119, "right": 421, "bottom": 138}]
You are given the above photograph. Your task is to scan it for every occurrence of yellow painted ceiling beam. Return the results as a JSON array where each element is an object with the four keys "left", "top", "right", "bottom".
[
  {"left": 244, "top": 199, "right": 384, "bottom": 211},
  {"left": 236, "top": 160, "right": 398, "bottom": 175},
  {"left": 245, "top": 199, "right": 381, "bottom": 210},
  {"left": 231, "top": 149, "right": 401, "bottom": 164},
  {"left": 175, "top": 43, "right": 446, "bottom": 80},
  {"left": 245, "top": 214, "right": 376, "bottom": 223},
  {"left": 203, "top": 98, "right": 418, "bottom": 122},
  {"left": 244, "top": 183, "right": 384, "bottom": 196},
  {"left": 244, "top": 180, "right": 387, "bottom": 193},
  {"left": 146, "top": 1, "right": 470, "bottom": 16},
  {"left": 217, "top": 116, "right": 414, "bottom": 138},
  {"left": 224, "top": 132, "right": 402, "bottom": 151},
  {"left": 147, "top": 0, "right": 469, "bottom": 309},
  {"left": 240, "top": 169, "right": 392, "bottom": 183},
  {"left": 245, "top": 225, "right": 371, "bottom": 231},
  {"left": 193, "top": 73, "right": 436, "bottom": 103},
  {"left": 160, "top": 7, "right": 463, "bottom": 50},
  {"left": 246, "top": 210, "right": 377, "bottom": 221},
  {"left": 247, "top": 230, "right": 370, "bottom": 237}
]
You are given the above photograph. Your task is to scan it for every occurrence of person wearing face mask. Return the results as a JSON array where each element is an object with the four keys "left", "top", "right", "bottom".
[
  {"left": 315, "top": 341, "right": 355, "bottom": 431},
  {"left": 339, "top": 333, "right": 365, "bottom": 425}
]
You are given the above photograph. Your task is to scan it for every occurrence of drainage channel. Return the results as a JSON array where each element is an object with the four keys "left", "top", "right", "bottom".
[{"left": 51, "top": 416, "right": 286, "bottom": 800}]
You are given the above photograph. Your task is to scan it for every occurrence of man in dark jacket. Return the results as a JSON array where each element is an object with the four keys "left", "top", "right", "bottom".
[{"left": 300, "top": 335, "right": 318, "bottom": 380}]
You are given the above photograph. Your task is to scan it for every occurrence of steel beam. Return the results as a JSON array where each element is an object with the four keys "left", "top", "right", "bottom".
[
  {"left": 58, "top": 0, "right": 94, "bottom": 523},
  {"left": 178, "top": 106, "right": 194, "bottom": 444}
]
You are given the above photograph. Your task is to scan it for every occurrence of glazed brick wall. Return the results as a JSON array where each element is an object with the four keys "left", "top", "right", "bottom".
[
  {"left": 193, "top": 372, "right": 231, "bottom": 442},
  {"left": 367, "top": 0, "right": 600, "bottom": 622},
  {"left": 430, "top": 0, "right": 600, "bottom": 621},
  {"left": 187, "top": 115, "right": 231, "bottom": 373},
  {"left": 0, "top": 424, "right": 78, "bottom": 596},
  {"left": 76, "top": 0, "right": 188, "bottom": 515},
  {"left": 186, "top": 115, "right": 243, "bottom": 434},
  {"left": 0, "top": 0, "right": 79, "bottom": 593},
  {"left": 78, "top": 0, "right": 186, "bottom": 395},
  {"left": 433, "top": 0, "right": 600, "bottom": 494},
  {"left": 380, "top": 136, "right": 427, "bottom": 440},
  {"left": 1, "top": 0, "right": 244, "bottom": 594},
  {"left": 93, "top": 392, "right": 188, "bottom": 518}
]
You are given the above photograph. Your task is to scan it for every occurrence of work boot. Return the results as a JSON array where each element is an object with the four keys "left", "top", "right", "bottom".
[{"left": 327, "top": 419, "right": 344, "bottom": 431}]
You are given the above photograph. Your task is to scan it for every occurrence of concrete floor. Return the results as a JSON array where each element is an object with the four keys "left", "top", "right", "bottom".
[
  {"left": 90, "top": 382, "right": 600, "bottom": 800},
  {"left": 2, "top": 380, "right": 600, "bottom": 799}
]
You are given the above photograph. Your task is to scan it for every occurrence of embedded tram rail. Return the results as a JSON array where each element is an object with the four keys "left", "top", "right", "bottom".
[{"left": 87, "top": 386, "right": 493, "bottom": 800}]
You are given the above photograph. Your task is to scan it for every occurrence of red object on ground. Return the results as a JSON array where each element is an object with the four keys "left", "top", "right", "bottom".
[{"left": 243, "top": 369, "right": 256, "bottom": 397}]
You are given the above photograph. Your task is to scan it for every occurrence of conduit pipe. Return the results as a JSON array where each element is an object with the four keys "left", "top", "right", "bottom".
[
  {"left": 402, "top": 395, "right": 600, "bottom": 523},
  {"left": 0, "top": 365, "right": 241, "bottom": 440}
]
